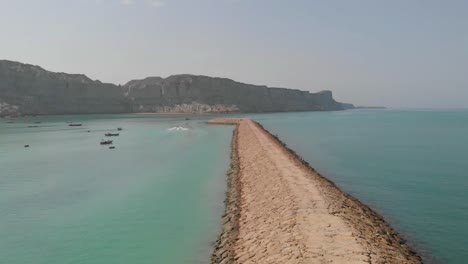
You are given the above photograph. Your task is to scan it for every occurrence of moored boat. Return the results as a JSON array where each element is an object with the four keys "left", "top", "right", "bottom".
[{"left": 100, "top": 140, "right": 113, "bottom": 145}]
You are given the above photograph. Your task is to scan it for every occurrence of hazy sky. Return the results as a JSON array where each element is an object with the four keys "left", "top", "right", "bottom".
[{"left": 1, "top": 0, "right": 467, "bottom": 108}]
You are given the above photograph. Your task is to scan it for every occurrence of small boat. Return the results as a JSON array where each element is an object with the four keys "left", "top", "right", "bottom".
[
  {"left": 117, "top": 127, "right": 123, "bottom": 131},
  {"left": 34, "top": 121, "right": 42, "bottom": 124},
  {"left": 105, "top": 133, "right": 119, "bottom": 137},
  {"left": 100, "top": 140, "right": 113, "bottom": 145},
  {"left": 109, "top": 146, "right": 116, "bottom": 149},
  {"left": 185, "top": 118, "right": 191, "bottom": 120},
  {"left": 24, "top": 144, "right": 30, "bottom": 148},
  {"left": 27, "top": 125, "right": 39, "bottom": 128},
  {"left": 69, "top": 123, "right": 82, "bottom": 127}
]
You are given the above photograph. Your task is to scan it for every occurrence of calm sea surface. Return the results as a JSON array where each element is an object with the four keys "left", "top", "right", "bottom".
[
  {"left": 247, "top": 109, "right": 468, "bottom": 264},
  {"left": 1, "top": 110, "right": 467, "bottom": 263},
  {"left": 0, "top": 114, "right": 233, "bottom": 264}
]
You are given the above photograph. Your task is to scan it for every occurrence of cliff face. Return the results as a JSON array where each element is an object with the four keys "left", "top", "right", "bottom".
[
  {"left": 124, "top": 75, "right": 348, "bottom": 113},
  {"left": 0, "top": 60, "right": 353, "bottom": 116},
  {"left": 0, "top": 60, "right": 129, "bottom": 116}
]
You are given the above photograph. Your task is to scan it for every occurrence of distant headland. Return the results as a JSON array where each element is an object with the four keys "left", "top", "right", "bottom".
[{"left": 0, "top": 60, "right": 354, "bottom": 117}]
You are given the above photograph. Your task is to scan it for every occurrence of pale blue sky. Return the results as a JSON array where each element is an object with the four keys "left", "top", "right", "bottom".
[{"left": 1, "top": 0, "right": 467, "bottom": 108}]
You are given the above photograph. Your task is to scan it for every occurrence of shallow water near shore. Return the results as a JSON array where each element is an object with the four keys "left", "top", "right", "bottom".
[
  {"left": 0, "top": 114, "right": 232, "bottom": 264},
  {"left": 247, "top": 109, "right": 468, "bottom": 263},
  {"left": 2, "top": 110, "right": 467, "bottom": 263}
]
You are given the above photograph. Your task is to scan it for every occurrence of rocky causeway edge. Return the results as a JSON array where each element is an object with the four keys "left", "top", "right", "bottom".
[{"left": 209, "top": 118, "right": 421, "bottom": 264}]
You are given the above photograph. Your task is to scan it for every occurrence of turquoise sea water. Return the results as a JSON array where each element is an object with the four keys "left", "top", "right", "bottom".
[
  {"left": 247, "top": 109, "right": 468, "bottom": 264},
  {"left": 2, "top": 110, "right": 467, "bottom": 264},
  {"left": 0, "top": 115, "right": 233, "bottom": 264}
]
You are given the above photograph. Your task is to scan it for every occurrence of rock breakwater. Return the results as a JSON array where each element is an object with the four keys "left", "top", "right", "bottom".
[{"left": 209, "top": 118, "right": 421, "bottom": 264}]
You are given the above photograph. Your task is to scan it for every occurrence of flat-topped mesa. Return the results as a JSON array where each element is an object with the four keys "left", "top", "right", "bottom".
[
  {"left": 210, "top": 118, "right": 421, "bottom": 264},
  {"left": 0, "top": 60, "right": 354, "bottom": 117},
  {"left": 0, "top": 60, "right": 128, "bottom": 116},
  {"left": 124, "top": 75, "right": 349, "bottom": 113}
]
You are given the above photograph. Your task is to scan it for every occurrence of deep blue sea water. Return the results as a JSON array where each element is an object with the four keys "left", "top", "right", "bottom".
[
  {"left": 247, "top": 109, "right": 468, "bottom": 264},
  {"left": 0, "top": 114, "right": 233, "bottom": 264}
]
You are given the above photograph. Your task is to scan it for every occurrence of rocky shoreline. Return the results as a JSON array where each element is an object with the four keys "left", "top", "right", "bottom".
[
  {"left": 209, "top": 118, "right": 422, "bottom": 264},
  {"left": 211, "top": 126, "right": 242, "bottom": 264}
]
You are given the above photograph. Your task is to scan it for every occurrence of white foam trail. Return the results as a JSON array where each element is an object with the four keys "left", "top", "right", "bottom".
[{"left": 168, "top": 126, "right": 189, "bottom": 131}]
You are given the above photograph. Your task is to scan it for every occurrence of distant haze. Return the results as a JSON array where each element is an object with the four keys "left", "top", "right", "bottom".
[{"left": 1, "top": 0, "right": 467, "bottom": 108}]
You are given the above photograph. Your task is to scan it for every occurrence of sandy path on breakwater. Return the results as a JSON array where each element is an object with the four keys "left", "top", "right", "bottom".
[{"left": 209, "top": 118, "right": 421, "bottom": 264}]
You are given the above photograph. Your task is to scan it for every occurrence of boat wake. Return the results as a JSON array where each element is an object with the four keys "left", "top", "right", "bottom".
[{"left": 168, "top": 126, "right": 189, "bottom": 131}]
